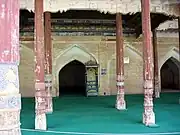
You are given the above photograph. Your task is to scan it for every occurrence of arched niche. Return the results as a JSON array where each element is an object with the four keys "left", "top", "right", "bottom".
[
  {"left": 159, "top": 47, "right": 179, "bottom": 69},
  {"left": 53, "top": 45, "right": 98, "bottom": 96},
  {"left": 58, "top": 60, "right": 86, "bottom": 96},
  {"left": 158, "top": 47, "right": 180, "bottom": 92},
  {"left": 160, "top": 57, "right": 180, "bottom": 91},
  {"left": 107, "top": 44, "right": 143, "bottom": 95}
]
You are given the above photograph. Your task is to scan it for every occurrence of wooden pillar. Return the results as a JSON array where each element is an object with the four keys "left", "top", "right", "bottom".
[
  {"left": 34, "top": 0, "right": 47, "bottom": 130},
  {"left": 178, "top": 17, "right": 180, "bottom": 57},
  {"left": 178, "top": 16, "right": 180, "bottom": 89},
  {"left": 44, "top": 12, "right": 53, "bottom": 113},
  {"left": 152, "top": 29, "right": 160, "bottom": 98},
  {"left": 0, "top": 0, "right": 21, "bottom": 135},
  {"left": 115, "top": 13, "right": 126, "bottom": 110},
  {"left": 141, "top": 0, "right": 155, "bottom": 126}
]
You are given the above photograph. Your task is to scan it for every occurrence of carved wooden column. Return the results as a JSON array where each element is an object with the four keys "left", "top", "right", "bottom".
[
  {"left": 141, "top": 0, "right": 155, "bottom": 126},
  {"left": 0, "top": 0, "right": 21, "bottom": 135},
  {"left": 115, "top": 13, "right": 126, "bottom": 110},
  {"left": 44, "top": 12, "right": 53, "bottom": 113},
  {"left": 152, "top": 29, "right": 160, "bottom": 98},
  {"left": 34, "top": 0, "right": 47, "bottom": 130}
]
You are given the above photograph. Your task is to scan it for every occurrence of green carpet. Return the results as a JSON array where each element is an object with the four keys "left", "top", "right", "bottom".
[{"left": 21, "top": 93, "right": 180, "bottom": 135}]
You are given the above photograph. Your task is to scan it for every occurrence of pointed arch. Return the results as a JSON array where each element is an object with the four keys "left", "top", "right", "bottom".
[
  {"left": 125, "top": 44, "right": 143, "bottom": 58},
  {"left": 158, "top": 47, "right": 180, "bottom": 92},
  {"left": 58, "top": 60, "right": 86, "bottom": 96},
  {"left": 54, "top": 44, "right": 98, "bottom": 72},
  {"left": 53, "top": 44, "right": 98, "bottom": 96},
  {"left": 159, "top": 47, "right": 179, "bottom": 69},
  {"left": 109, "top": 44, "right": 142, "bottom": 59},
  {"left": 107, "top": 44, "right": 143, "bottom": 94},
  {"left": 160, "top": 57, "right": 180, "bottom": 91},
  {"left": 108, "top": 44, "right": 142, "bottom": 73}
]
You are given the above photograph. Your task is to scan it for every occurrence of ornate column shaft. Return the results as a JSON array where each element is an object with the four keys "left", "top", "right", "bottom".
[
  {"left": 152, "top": 29, "right": 160, "bottom": 98},
  {"left": 115, "top": 13, "right": 126, "bottom": 110},
  {"left": 0, "top": 0, "right": 21, "bottom": 135},
  {"left": 44, "top": 12, "right": 53, "bottom": 113},
  {"left": 34, "top": 0, "right": 47, "bottom": 130},
  {"left": 141, "top": 0, "right": 155, "bottom": 126}
]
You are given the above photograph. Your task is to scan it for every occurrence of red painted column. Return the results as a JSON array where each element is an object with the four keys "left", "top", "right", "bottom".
[
  {"left": 44, "top": 12, "right": 53, "bottom": 113},
  {"left": 115, "top": 13, "right": 126, "bottom": 110},
  {"left": 152, "top": 29, "right": 160, "bottom": 98},
  {"left": 178, "top": 17, "right": 180, "bottom": 90},
  {"left": 178, "top": 17, "right": 180, "bottom": 59},
  {"left": 141, "top": 0, "right": 155, "bottom": 126},
  {"left": 34, "top": 0, "right": 47, "bottom": 130},
  {"left": 0, "top": 0, "right": 21, "bottom": 135}
]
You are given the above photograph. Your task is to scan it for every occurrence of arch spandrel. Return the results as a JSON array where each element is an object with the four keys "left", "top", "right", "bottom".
[{"left": 54, "top": 45, "right": 98, "bottom": 70}]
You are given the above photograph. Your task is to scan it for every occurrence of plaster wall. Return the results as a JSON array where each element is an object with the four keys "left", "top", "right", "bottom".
[{"left": 19, "top": 34, "right": 179, "bottom": 97}]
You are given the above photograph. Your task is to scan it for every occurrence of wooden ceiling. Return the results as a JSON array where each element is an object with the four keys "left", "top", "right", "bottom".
[{"left": 20, "top": 9, "right": 175, "bottom": 37}]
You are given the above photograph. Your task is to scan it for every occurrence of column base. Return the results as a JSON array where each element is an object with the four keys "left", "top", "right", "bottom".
[
  {"left": 35, "top": 113, "right": 47, "bottom": 130},
  {"left": 154, "top": 87, "right": 160, "bottom": 98},
  {"left": 0, "top": 128, "right": 21, "bottom": 135},
  {"left": 155, "top": 91, "right": 160, "bottom": 98},
  {"left": 46, "top": 90, "right": 53, "bottom": 114},
  {"left": 46, "top": 97, "right": 53, "bottom": 114},
  {"left": 46, "top": 109, "right": 53, "bottom": 114},
  {"left": 0, "top": 110, "right": 21, "bottom": 135},
  {"left": 154, "top": 78, "right": 160, "bottom": 98},
  {"left": 116, "top": 99, "right": 126, "bottom": 110},
  {"left": 45, "top": 74, "right": 53, "bottom": 114},
  {"left": 143, "top": 111, "right": 155, "bottom": 126}
]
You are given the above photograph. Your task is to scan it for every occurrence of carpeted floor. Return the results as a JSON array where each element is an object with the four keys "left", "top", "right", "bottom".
[{"left": 21, "top": 93, "right": 180, "bottom": 135}]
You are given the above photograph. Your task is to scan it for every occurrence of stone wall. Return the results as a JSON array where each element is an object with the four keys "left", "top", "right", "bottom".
[{"left": 19, "top": 33, "right": 179, "bottom": 97}]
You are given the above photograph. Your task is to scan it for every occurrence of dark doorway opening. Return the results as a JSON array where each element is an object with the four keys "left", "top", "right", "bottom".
[
  {"left": 160, "top": 57, "right": 180, "bottom": 92},
  {"left": 59, "top": 60, "right": 86, "bottom": 96}
]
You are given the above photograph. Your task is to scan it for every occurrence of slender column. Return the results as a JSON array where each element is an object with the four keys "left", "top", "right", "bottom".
[
  {"left": 44, "top": 12, "right": 53, "bottom": 113},
  {"left": 178, "top": 17, "right": 180, "bottom": 90},
  {"left": 152, "top": 29, "right": 160, "bottom": 98},
  {"left": 178, "top": 17, "right": 180, "bottom": 57},
  {"left": 141, "top": 0, "right": 155, "bottom": 126},
  {"left": 115, "top": 13, "right": 126, "bottom": 110},
  {"left": 0, "top": 0, "right": 21, "bottom": 135},
  {"left": 34, "top": 0, "right": 47, "bottom": 130}
]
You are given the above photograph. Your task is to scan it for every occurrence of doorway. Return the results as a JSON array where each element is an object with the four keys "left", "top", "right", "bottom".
[
  {"left": 59, "top": 60, "right": 86, "bottom": 96},
  {"left": 160, "top": 57, "right": 180, "bottom": 92}
]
